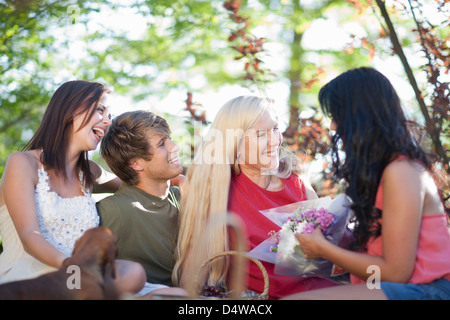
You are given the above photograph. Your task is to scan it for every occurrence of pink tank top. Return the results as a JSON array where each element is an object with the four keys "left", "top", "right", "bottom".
[{"left": 351, "top": 157, "right": 450, "bottom": 284}]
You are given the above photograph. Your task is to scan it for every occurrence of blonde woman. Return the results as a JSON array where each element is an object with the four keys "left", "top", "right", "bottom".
[{"left": 173, "top": 96, "right": 338, "bottom": 299}]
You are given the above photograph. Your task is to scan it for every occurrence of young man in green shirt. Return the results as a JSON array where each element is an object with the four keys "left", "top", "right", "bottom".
[{"left": 97, "top": 110, "right": 186, "bottom": 296}]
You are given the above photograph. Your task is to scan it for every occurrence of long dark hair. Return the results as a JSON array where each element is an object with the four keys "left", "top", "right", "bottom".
[
  {"left": 319, "top": 67, "right": 431, "bottom": 249},
  {"left": 23, "top": 80, "right": 110, "bottom": 188}
]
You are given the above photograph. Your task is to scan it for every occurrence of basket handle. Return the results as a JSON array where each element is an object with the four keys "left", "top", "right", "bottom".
[
  {"left": 188, "top": 214, "right": 268, "bottom": 299},
  {"left": 200, "top": 250, "right": 269, "bottom": 299}
]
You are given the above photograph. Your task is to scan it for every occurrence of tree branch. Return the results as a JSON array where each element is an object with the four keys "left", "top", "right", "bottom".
[{"left": 375, "top": 0, "right": 431, "bottom": 125}]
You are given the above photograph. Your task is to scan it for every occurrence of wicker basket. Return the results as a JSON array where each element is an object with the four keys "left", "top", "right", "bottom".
[{"left": 198, "top": 250, "right": 269, "bottom": 300}]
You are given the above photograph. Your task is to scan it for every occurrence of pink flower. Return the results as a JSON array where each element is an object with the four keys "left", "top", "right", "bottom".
[
  {"left": 301, "top": 222, "right": 316, "bottom": 234},
  {"left": 316, "top": 212, "right": 334, "bottom": 231},
  {"left": 270, "top": 207, "right": 335, "bottom": 251}
]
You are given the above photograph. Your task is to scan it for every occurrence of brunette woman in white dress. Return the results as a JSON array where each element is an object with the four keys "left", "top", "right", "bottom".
[{"left": 0, "top": 80, "right": 145, "bottom": 294}]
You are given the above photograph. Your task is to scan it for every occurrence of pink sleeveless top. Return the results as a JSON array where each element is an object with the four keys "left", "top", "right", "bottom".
[{"left": 351, "top": 157, "right": 450, "bottom": 284}]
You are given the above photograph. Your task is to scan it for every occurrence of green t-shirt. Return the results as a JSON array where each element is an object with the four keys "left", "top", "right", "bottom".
[{"left": 96, "top": 184, "right": 180, "bottom": 286}]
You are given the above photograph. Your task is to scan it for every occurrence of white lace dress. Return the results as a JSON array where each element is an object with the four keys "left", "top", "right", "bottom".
[{"left": 0, "top": 167, "right": 99, "bottom": 284}]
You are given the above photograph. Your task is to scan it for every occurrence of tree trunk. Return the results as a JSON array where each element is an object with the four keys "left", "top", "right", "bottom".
[{"left": 284, "top": 0, "right": 304, "bottom": 144}]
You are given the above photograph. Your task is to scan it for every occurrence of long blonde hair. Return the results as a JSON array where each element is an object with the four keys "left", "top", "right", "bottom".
[{"left": 172, "top": 96, "right": 302, "bottom": 287}]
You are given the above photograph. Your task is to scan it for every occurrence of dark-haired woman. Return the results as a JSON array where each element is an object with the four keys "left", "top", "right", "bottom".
[
  {"left": 0, "top": 80, "right": 145, "bottom": 294},
  {"left": 284, "top": 67, "right": 450, "bottom": 300}
]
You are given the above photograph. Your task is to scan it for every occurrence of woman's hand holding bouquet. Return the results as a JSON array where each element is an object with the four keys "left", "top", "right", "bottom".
[{"left": 296, "top": 228, "right": 330, "bottom": 259}]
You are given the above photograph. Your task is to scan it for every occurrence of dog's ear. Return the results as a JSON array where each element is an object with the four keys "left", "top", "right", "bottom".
[
  {"left": 71, "top": 227, "right": 98, "bottom": 256},
  {"left": 103, "top": 260, "right": 116, "bottom": 280},
  {"left": 98, "top": 228, "right": 118, "bottom": 279},
  {"left": 104, "top": 242, "right": 118, "bottom": 279}
]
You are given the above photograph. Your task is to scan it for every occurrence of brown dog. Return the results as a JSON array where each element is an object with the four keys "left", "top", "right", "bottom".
[{"left": 0, "top": 226, "right": 119, "bottom": 300}]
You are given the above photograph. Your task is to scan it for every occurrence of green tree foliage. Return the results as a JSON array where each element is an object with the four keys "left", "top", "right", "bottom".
[
  {"left": 0, "top": 0, "right": 447, "bottom": 194},
  {"left": 77, "top": 0, "right": 240, "bottom": 99},
  {"left": 0, "top": 0, "right": 99, "bottom": 174}
]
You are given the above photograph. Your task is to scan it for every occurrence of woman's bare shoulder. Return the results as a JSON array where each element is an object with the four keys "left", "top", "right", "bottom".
[
  {"left": 4, "top": 151, "right": 41, "bottom": 181},
  {"left": 382, "top": 157, "right": 424, "bottom": 200},
  {"left": 1, "top": 151, "right": 40, "bottom": 205},
  {"left": 383, "top": 157, "right": 424, "bottom": 180},
  {"left": 7, "top": 150, "right": 40, "bottom": 168}
]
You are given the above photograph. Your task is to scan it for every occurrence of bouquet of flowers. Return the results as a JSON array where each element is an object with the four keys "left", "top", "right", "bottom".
[
  {"left": 270, "top": 207, "right": 336, "bottom": 252},
  {"left": 247, "top": 194, "right": 354, "bottom": 279}
]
